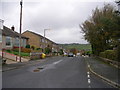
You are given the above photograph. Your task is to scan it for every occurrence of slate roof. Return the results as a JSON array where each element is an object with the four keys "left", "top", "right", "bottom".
[{"left": 2, "top": 26, "right": 29, "bottom": 39}]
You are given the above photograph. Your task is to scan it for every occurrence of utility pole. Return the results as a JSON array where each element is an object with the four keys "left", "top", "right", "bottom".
[{"left": 19, "top": 0, "right": 23, "bottom": 62}]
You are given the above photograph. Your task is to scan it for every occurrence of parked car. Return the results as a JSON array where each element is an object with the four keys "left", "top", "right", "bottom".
[
  {"left": 68, "top": 53, "right": 74, "bottom": 57},
  {"left": 63, "top": 52, "right": 67, "bottom": 56}
]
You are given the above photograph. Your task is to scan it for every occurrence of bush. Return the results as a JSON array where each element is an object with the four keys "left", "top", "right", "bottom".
[
  {"left": 6, "top": 49, "right": 11, "bottom": 53},
  {"left": 99, "top": 50, "right": 117, "bottom": 60},
  {"left": 26, "top": 45, "right": 30, "bottom": 48},
  {"left": 45, "top": 47, "right": 52, "bottom": 54},
  {"left": 36, "top": 48, "right": 42, "bottom": 50},
  {"left": 21, "top": 48, "right": 31, "bottom": 53},
  {"left": 12, "top": 48, "right": 19, "bottom": 52},
  {"left": 85, "top": 51, "right": 92, "bottom": 55},
  {"left": 31, "top": 46, "right": 35, "bottom": 50}
]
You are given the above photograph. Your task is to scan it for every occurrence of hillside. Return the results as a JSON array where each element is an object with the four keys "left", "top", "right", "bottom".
[{"left": 60, "top": 44, "right": 91, "bottom": 51}]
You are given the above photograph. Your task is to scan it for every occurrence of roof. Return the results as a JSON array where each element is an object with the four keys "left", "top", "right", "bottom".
[
  {"left": 22, "top": 30, "right": 58, "bottom": 45},
  {"left": 2, "top": 26, "right": 29, "bottom": 39}
]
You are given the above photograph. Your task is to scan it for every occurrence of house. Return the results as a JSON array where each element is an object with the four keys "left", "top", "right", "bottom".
[
  {"left": 2, "top": 26, "right": 29, "bottom": 50},
  {"left": 0, "top": 19, "right": 4, "bottom": 50},
  {"left": 22, "top": 30, "right": 60, "bottom": 52}
]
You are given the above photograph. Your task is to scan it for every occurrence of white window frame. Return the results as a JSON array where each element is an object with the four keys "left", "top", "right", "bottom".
[
  {"left": 23, "top": 39, "right": 26, "bottom": 47},
  {"left": 6, "top": 36, "right": 12, "bottom": 47},
  {"left": 14, "top": 37, "right": 19, "bottom": 47}
]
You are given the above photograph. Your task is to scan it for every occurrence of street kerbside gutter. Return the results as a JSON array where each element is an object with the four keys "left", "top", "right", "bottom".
[{"left": 84, "top": 57, "right": 120, "bottom": 89}]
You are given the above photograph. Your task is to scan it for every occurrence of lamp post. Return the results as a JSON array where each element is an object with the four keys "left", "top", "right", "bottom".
[
  {"left": 19, "top": 0, "right": 23, "bottom": 62},
  {"left": 43, "top": 29, "right": 50, "bottom": 53}
]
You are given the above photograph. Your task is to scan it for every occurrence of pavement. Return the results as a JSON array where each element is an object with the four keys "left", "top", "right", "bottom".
[
  {"left": 2, "top": 56, "right": 59, "bottom": 72},
  {"left": 2, "top": 58, "right": 44, "bottom": 72},
  {"left": 85, "top": 56, "right": 120, "bottom": 88}
]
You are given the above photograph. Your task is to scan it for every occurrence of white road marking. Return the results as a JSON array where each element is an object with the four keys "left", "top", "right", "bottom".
[
  {"left": 88, "top": 65, "right": 90, "bottom": 67},
  {"left": 88, "top": 85, "right": 91, "bottom": 88},
  {"left": 87, "top": 72, "right": 90, "bottom": 74},
  {"left": 88, "top": 74, "right": 90, "bottom": 78},
  {"left": 88, "top": 79, "right": 91, "bottom": 83},
  {"left": 53, "top": 59, "right": 63, "bottom": 65}
]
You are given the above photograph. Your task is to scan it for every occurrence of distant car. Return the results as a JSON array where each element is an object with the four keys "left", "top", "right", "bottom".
[
  {"left": 63, "top": 52, "right": 67, "bottom": 56},
  {"left": 68, "top": 53, "right": 74, "bottom": 57}
]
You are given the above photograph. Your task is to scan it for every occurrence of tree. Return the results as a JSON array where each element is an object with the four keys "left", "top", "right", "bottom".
[
  {"left": 70, "top": 48, "right": 78, "bottom": 55},
  {"left": 80, "top": 4, "right": 120, "bottom": 55},
  {"left": 45, "top": 47, "right": 52, "bottom": 54},
  {"left": 59, "top": 49, "right": 64, "bottom": 55}
]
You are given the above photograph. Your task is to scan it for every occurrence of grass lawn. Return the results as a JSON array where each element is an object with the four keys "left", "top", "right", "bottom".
[{"left": 5, "top": 50, "right": 30, "bottom": 57}]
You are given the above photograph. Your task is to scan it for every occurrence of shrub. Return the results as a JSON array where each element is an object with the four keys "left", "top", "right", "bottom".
[
  {"left": 12, "top": 48, "right": 19, "bottom": 52},
  {"left": 26, "top": 45, "right": 30, "bottom": 48},
  {"left": 36, "top": 48, "right": 42, "bottom": 50},
  {"left": 31, "top": 46, "right": 35, "bottom": 50},
  {"left": 21, "top": 48, "right": 31, "bottom": 53},
  {"left": 45, "top": 47, "right": 52, "bottom": 54},
  {"left": 99, "top": 50, "right": 117, "bottom": 60},
  {"left": 85, "top": 51, "right": 92, "bottom": 55},
  {"left": 5, "top": 49, "right": 11, "bottom": 53},
  {"left": 99, "top": 52, "right": 105, "bottom": 58}
]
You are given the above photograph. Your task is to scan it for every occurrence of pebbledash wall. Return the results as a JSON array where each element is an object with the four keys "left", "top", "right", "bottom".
[{"left": 2, "top": 26, "right": 29, "bottom": 50}]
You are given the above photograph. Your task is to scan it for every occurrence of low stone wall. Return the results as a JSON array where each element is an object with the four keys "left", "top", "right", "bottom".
[
  {"left": 30, "top": 52, "right": 42, "bottom": 60},
  {"left": 99, "top": 57, "right": 120, "bottom": 69}
]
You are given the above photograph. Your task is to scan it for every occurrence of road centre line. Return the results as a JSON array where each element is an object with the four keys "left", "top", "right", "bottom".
[
  {"left": 87, "top": 72, "right": 90, "bottom": 74},
  {"left": 53, "top": 59, "right": 63, "bottom": 65},
  {"left": 88, "top": 79, "right": 91, "bottom": 84},
  {"left": 88, "top": 74, "right": 90, "bottom": 78}
]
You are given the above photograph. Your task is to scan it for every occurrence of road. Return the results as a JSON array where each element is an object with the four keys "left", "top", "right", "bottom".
[{"left": 2, "top": 56, "right": 113, "bottom": 88}]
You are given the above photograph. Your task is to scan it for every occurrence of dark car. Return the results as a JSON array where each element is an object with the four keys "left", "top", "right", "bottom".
[{"left": 68, "top": 53, "right": 74, "bottom": 57}]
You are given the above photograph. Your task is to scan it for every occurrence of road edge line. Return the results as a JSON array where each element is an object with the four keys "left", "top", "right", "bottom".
[{"left": 88, "top": 66, "right": 120, "bottom": 88}]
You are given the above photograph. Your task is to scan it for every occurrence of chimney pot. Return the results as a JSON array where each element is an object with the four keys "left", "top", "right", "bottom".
[{"left": 11, "top": 26, "right": 15, "bottom": 31}]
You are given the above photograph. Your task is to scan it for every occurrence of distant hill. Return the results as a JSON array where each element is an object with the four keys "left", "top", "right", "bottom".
[{"left": 59, "top": 43, "right": 91, "bottom": 51}]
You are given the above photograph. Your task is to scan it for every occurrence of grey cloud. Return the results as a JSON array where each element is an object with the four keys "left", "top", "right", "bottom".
[{"left": 1, "top": 0, "right": 116, "bottom": 44}]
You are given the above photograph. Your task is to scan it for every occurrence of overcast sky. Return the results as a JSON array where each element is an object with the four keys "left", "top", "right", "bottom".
[{"left": 1, "top": 0, "right": 116, "bottom": 44}]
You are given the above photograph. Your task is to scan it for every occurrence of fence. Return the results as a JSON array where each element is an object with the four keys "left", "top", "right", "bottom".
[{"left": 0, "top": 51, "right": 29, "bottom": 62}]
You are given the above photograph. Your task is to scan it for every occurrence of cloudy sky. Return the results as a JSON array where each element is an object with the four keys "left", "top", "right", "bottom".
[{"left": 1, "top": 0, "right": 116, "bottom": 44}]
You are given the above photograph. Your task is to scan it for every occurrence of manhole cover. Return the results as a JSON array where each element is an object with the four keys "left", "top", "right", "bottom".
[{"left": 33, "top": 67, "right": 44, "bottom": 72}]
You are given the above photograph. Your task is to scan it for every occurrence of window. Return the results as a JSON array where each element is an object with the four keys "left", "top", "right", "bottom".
[
  {"left": 23, "top": 39, "right": 26, "bottom": 47},
  {"left": 14, "top": 38, "right": 19, "bottom": 47},
  {"left": 41, "top": 38, "right": 44, "bottom": 43},
  {"left": 6, "top": 36, "right": 12, "bottom": 46},
  {"left": 45, "top": 40, "right": 47, "bottom": 43}
]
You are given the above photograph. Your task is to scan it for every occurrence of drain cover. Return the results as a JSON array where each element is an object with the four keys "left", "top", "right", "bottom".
[{"left": 33, "top": 69, "right": 40, "bottom": 72}]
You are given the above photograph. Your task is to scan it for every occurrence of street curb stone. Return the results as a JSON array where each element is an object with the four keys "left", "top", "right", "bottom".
[{"left": 88, "top": 65, "right": 120, "bottom": 89}]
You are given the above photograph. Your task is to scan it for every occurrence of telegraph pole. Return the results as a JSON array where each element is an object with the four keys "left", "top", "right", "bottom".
[{"left": 19, "top": 0, "right": 23, "bottom": 62}]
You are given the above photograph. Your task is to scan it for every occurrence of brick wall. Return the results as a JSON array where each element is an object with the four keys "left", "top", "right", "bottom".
[{"left": 22, "top": 32, "right": 40, "bottom": 48}]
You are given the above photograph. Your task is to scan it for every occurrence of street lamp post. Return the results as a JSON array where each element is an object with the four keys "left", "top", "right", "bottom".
[
  {"left": 19, "top": 0, "right": 23, "bottom": 62},
  {"left": 43, "top": 29, "right": 50, "bottom": 53}
]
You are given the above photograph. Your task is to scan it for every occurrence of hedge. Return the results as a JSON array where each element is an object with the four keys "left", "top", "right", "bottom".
[{"left": 99, "top": 50, "right": 117, "bottom": 61}]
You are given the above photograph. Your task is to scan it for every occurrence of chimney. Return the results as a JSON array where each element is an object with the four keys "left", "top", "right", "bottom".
[{"left": 11, "top": 26, "right": 15, "bottom": 31}]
